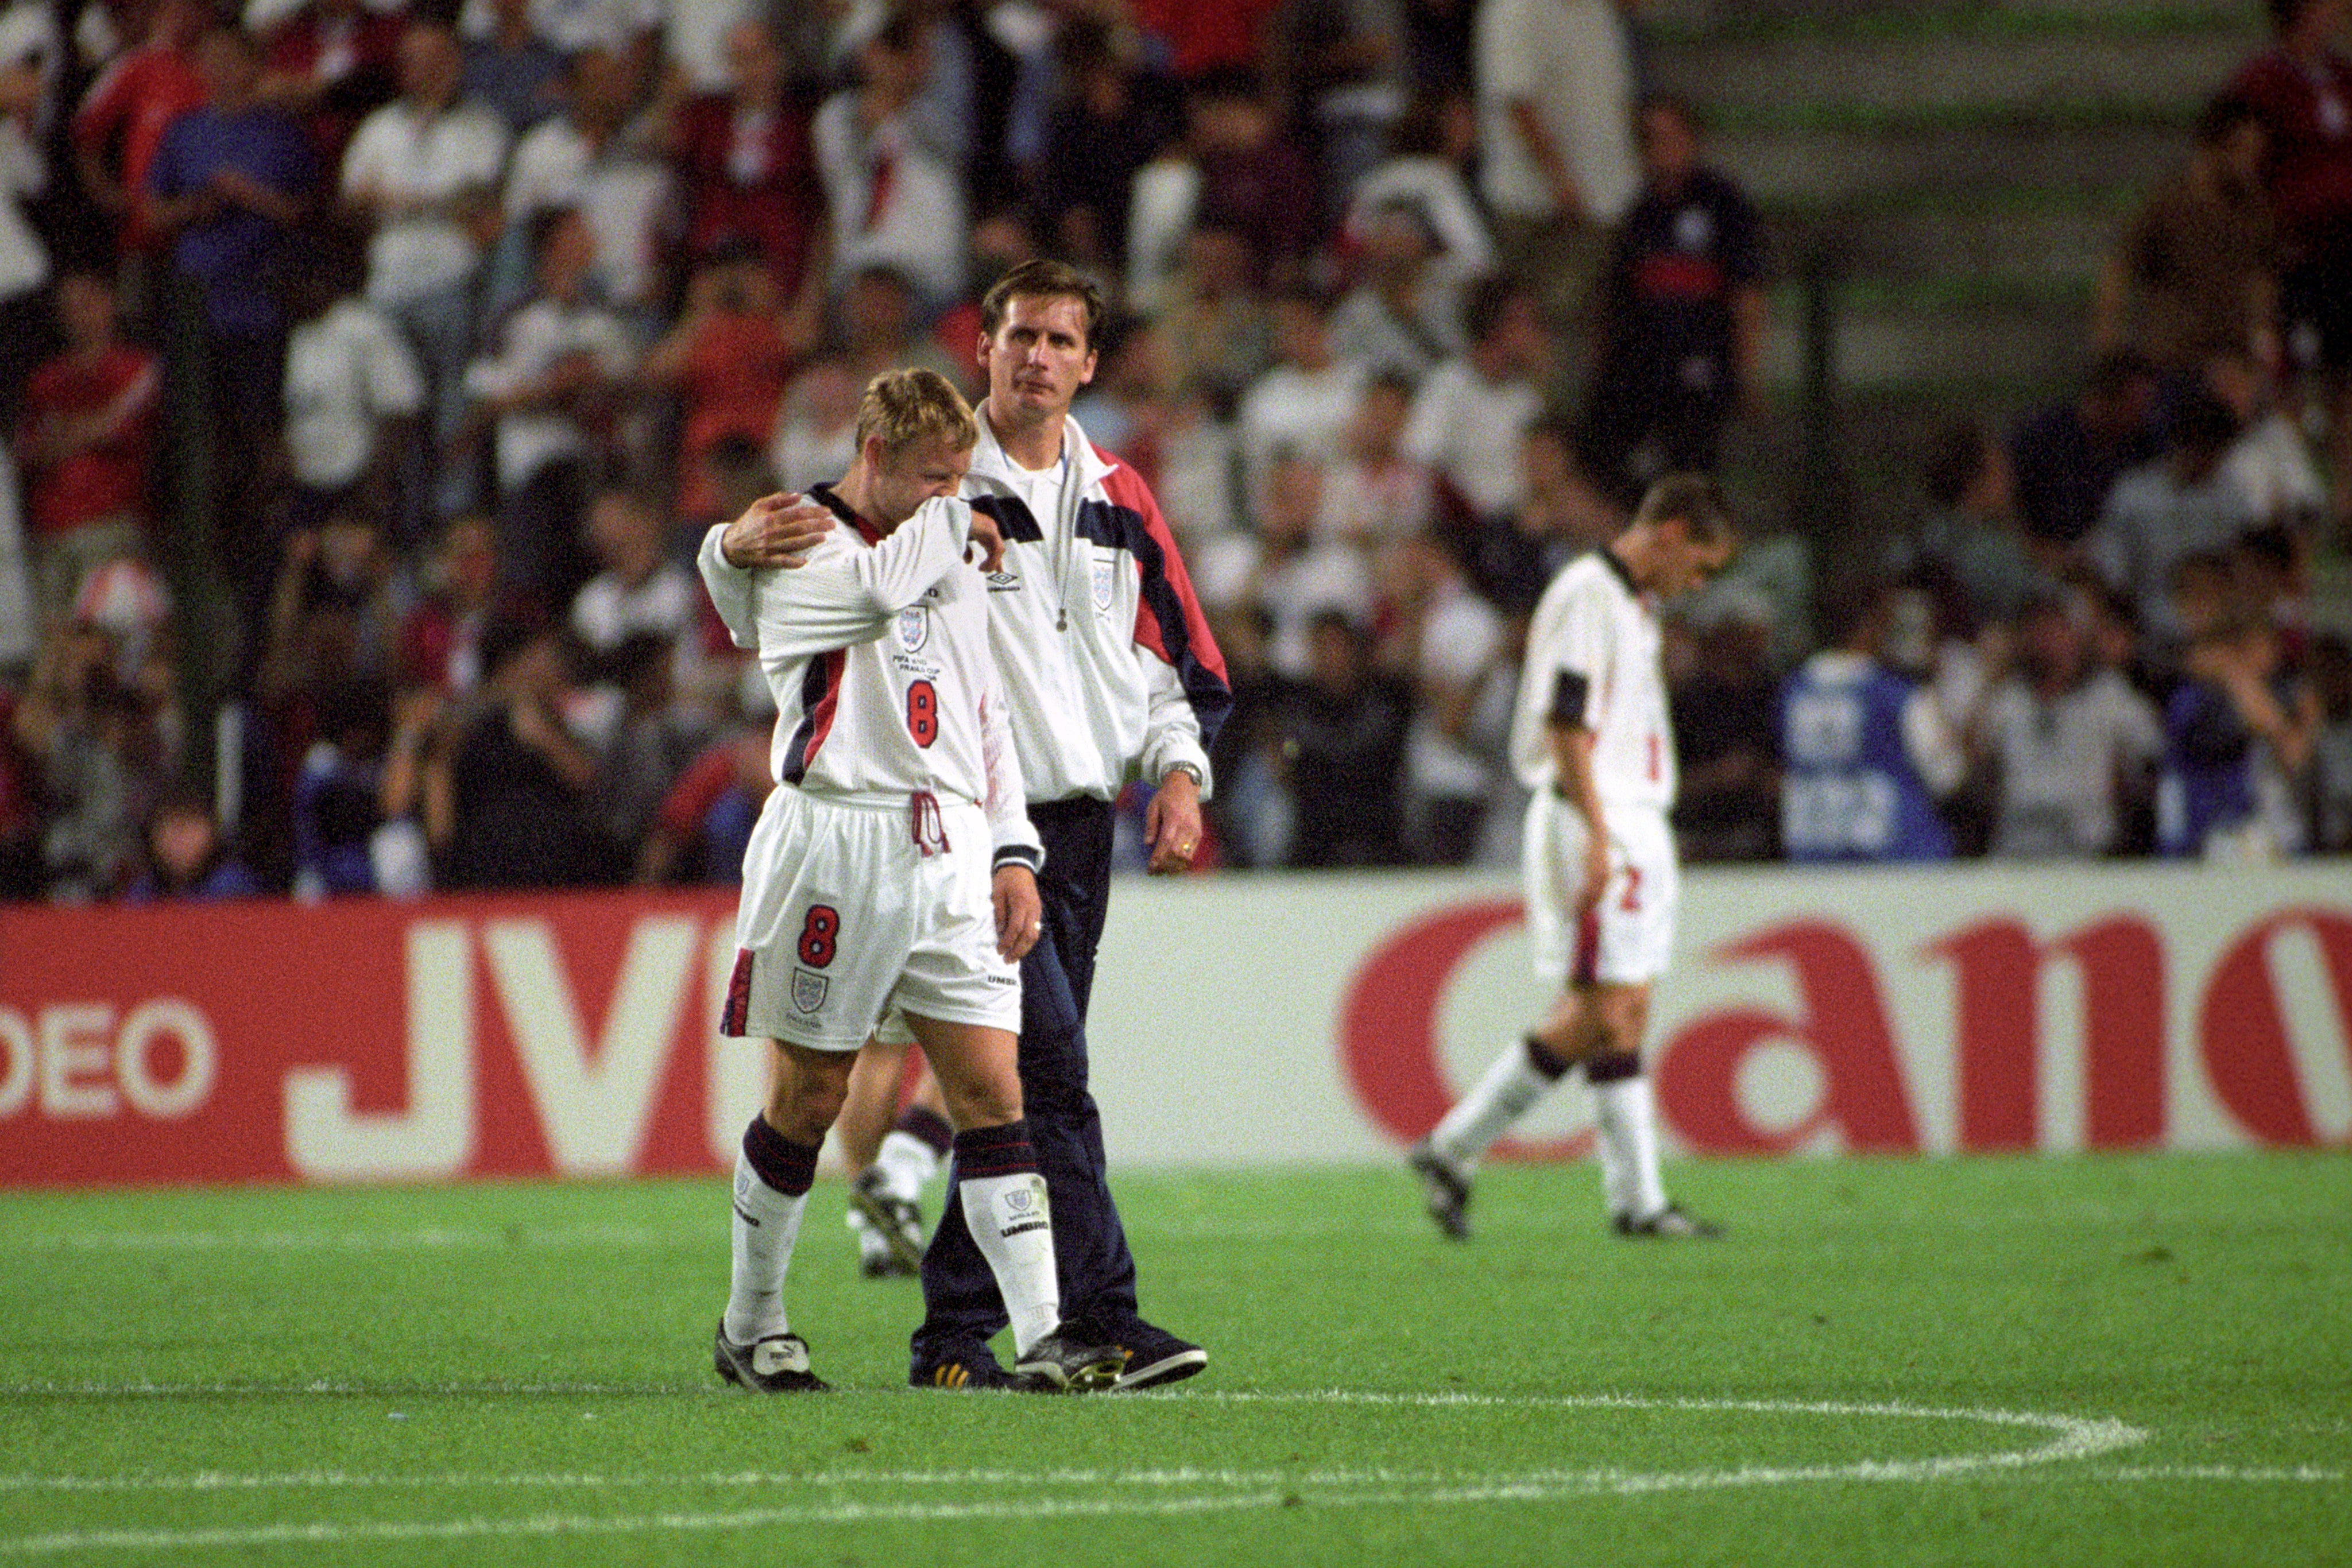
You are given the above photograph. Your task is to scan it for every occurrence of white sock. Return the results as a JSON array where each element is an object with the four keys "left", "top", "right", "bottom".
[
  {"left": 723, "top": 1152, "right": 808, "bottom": 1345},
  {"left": 1592, "top": 1074, "right": 1668, "bottom": 1222},
  {"left": 875, "top": 1129, "right": 942, "bottom": 1203},
  {"left": 960, "top": 1168, "right": 1061, "bottom": 1356},
  {"left": 1428, "top": 1039, "right": 1562, "bottom": 1168}
]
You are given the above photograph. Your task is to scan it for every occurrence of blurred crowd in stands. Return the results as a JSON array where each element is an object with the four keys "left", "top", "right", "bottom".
[{"left": 0, "top": 0, "right": 2349, "bottom": 907}]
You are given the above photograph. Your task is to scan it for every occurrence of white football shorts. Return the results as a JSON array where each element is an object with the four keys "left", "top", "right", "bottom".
[
  {"left": 722, "top": 785, "right": 1020, "bottom": 1050},
  {"left": 1523, "top": 793, "right": 1680, "bottom": 988}
]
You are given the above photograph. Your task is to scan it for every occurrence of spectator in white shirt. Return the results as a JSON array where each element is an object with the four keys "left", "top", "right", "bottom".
[
  {"left": 1329, "top": 198, "right": 1468, "bottom": 381},
  {"left": 1193, "top": 449, "right": 1373, "bottom": 680},
  {"left": 1473, "top": 0, "right": 1638, "bottom": 352},
  {"left": 341, "top": 20, "right": 512, "bottom": 524},
  {"left": 569, "top": 483, "right": 697, "bottom": 657},
  {"left": 1237, "top": 286, "right": 1365, "bottom": 497},
  {"left": 1402, "top": 272, "right": 1553, "bottom": 518},
  {"left": 1382, "top": 527, "right": 1509, "bottom": 864},
  {"left": 0, "top": 0, "right": 56, "bottom": 425},
  {"left": 768, "top": 351, "right": 858, "bottom": 494},
  {"left": 570, "top": 483, "right": 707, "bottom": 719},
  {"left": 810, "top": 9, "right": 963, "bottom": 312},
  {"left": 279, "top": 240, "right": 424, "bottom": 533},
  {"left": 2087, "top": 386, "right": 2258, "bottom": 652},
  {"left": 1316, "top": 367, "right": 1434, "bottom": 546},
  {"left": 462, "top": 205, "right": 638, "bottom": 599},
  {"left": 2205, "top": 346, "right": 2326, "bottom": 526},
  {"left": 1974, "top": 590, "right": 2164, "bottom": 858},
  {"left": 1343, "top": 88, "right": 1494, "bottom": 273},
  {"left": 499, "top": 46, "right": 672, "bottom": 319}
]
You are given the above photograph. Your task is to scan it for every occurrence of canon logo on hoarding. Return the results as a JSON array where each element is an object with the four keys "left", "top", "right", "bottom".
[
  {"left": 2, "top": 874, "right": 2345, "bottom": 1187},
  {"left": 1339, "top": 902, "right": 2352, "bottom": 1155}
]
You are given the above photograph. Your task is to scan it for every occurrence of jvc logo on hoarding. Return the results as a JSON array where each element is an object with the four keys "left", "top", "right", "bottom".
[{"left": 282, "top": 917, "right": 756, "bottom": 1181}]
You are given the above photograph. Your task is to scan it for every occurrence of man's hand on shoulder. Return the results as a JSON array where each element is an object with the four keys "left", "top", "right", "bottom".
[
  {"left": 966, "top": 506, "right": 1005, "bottom": 574},
  {"left": 721, "top": 492, "right": 835, "bottom": 570}
]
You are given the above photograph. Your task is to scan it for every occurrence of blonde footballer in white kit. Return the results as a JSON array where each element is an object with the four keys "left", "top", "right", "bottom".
[
  {"left": 701, "top": 369, "right": 1123, "bottom": 1393},
  {"left": 1411, "top": 475, "right": 1736, "bottom": 1241}
]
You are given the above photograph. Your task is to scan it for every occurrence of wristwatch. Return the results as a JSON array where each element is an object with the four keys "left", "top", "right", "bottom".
[{"left": 1163, "top": 761, "right": 1205, "bottom": 790}]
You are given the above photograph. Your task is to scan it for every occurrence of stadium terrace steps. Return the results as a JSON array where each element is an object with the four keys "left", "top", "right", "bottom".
[
  {"left": 1712, "top": 124, "right": 2188, "bottom": 207},
  {"left": 1645, "top": 30, "right": 2249, "bottom": 115},
  {"left": 1640, "top": 0, "right": 2268, "bottom": 530}
]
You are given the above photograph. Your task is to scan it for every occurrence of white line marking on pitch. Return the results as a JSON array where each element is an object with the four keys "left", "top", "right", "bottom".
[
  {"left": 0, "top": 1393, "right": 2177, "bottom": 1556},
  {"left": 0, "top": 1226, "right": 679, "bottom": 1253}
]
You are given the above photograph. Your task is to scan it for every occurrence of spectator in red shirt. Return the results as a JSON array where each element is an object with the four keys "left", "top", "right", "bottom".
[
  {"left": 1187, "top": 67, "right": 1321, "bottom": 290},
  {"left": 13, "top": 271, "right": 158, "bottom": 633},
  {"left": 395, "top": 510, "right": 502, "bottom": 695},
  {"left": 71, "top": 0, "right": 207, "bottom": 253},
  {"left": 641, "top": 244, "right": 798, "bottom": 523},
  {"left": 2231, "top": 0, "right": 2352, "bottom": 533},
  {"left": 663, "top": 17, "right": 827, "bottom": 350},
  {"left": 257, "top": 0, "right": 406, "bottom": 171},
  {"left": 633, "top": 722, "right": 771, "bottom": 885},
  {"left": 1132, "top": 0, "right": 1284, "bottom": 81}
]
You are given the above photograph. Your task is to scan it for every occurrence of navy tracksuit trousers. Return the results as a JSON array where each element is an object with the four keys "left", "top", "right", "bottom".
[{"left": 911, "top": 796, "right": 1142, "bottom": 1366}]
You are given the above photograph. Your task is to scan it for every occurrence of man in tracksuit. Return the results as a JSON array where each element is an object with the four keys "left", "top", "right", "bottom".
[
  {"left": 711, "top": 260, "right": 1230, "bottom": 1390},
  {"left": 914, "top": 260, "right": 1230, "bottom": 1390}
]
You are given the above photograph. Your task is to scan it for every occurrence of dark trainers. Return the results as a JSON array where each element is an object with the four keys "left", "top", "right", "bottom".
[
  {"left": 1104, "top": 1321, "right": 1208, "bottom": 1392},
  {"left": 713, "top": 1323, "right": 830, "bottom": 1392},
  {"left": 1011, "top": 1329, "right": 1124, "bottom": 1392},
  {"left": 1409, "top": 1140, "right": 1472, "bottom": 1240},
  {"left": 848, "top": 1167, "right": 925, "bottom": 1275},
  {"left": 912, "top": 1357, "right": 1017, "bottom": 1390},
  {"left": 1614, "top": 1204, "right": 1724, "bottom": 1240}
]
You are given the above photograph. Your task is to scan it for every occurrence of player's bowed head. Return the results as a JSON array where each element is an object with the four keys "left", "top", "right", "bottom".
[{"left": 719, "top": 369, "right": 1004, "bottom": 573}]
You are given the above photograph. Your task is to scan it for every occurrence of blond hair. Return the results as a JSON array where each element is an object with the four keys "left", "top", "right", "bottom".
[{"left": 854, "top": 367, "right": 978, "bottom": 456}]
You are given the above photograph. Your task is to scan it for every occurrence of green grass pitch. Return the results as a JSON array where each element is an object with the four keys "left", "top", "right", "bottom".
[{"left": 2, "top": 1153, "right": 2347, "bottom": 1566}]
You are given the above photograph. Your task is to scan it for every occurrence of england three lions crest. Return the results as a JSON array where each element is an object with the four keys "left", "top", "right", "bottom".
[
  {"left": 1090, "top": 555, "right": 1117, "bottom": 614},
  {"left": 791, "top": 968, "right": 829, "bottom": 1015},
  {"left": 896, "top": 606, "right": 929, "bottom": 653}
]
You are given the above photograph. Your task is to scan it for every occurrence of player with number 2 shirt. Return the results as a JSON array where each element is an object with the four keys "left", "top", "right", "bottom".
[{"left": 1410, "top": 475, "right": 1739, "bottom": 1243}]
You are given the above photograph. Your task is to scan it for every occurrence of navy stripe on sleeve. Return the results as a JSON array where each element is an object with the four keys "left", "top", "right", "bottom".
[{"left": 1550, "top": 670, "right": 1591, "bottom": 727}]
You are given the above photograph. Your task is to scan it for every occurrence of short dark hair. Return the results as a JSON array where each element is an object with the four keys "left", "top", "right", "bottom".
[
  {"left": 1816, "top": 572, "right": 1887, "bottom": 648},
  {"left": 1634, "top": 473, "right": 1735, "bottom": 542},
  {"left": 1460, "top": 273, "right": 1528, "bottom": 347},
  {"left": 1922, "top": 418, "right": 1995, "bottom": 509},
  {"left": 979, "top": 258, "right": 1106, "bottom": 350},
  {"left": 2170, "top": 385, "right": 2241, "bottom": 457},
  {"left": 2196, "top": 91, "right": 2262, "bottom": 145},
  {"left": 1637, "top": 91, "right": 1703, "bottom": 137},
  {"left": 2086, "top": 346, "right": 2159, "bottom": 400}
]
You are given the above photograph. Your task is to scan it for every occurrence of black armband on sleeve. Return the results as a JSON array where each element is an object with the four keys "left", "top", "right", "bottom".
[{"left": 1549, "top": 670, "right": 1591, "bottom": 727}]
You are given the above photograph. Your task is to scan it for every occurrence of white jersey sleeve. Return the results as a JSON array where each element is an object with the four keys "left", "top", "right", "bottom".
[
  {"left": 697, "top": 498, "right": 972, "bottom": 659},
  {"left": 978, "top": 679, "right": 1042, "bottom": 871},
  {"left": 1511, "top": 563, "right": 1615, "bottom": 788}
]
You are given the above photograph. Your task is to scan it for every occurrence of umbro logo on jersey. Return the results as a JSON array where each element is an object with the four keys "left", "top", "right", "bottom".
[{"left": 987, "top": 571, "right": 1022, "bottom": 592}]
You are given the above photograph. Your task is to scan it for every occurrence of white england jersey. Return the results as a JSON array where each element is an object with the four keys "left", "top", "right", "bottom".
[
  {"left": 698, "top": 487, "right": 1039, "bottom": 868},
  {"left": 1510, "top": 548, "right": 1675, "bottom": 812}
]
